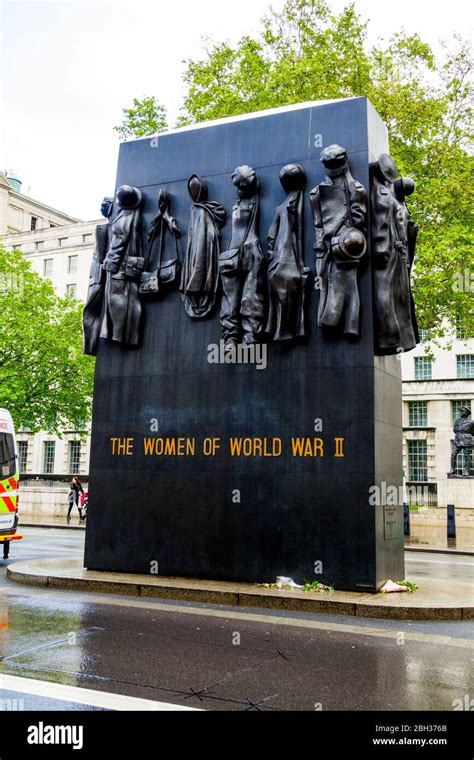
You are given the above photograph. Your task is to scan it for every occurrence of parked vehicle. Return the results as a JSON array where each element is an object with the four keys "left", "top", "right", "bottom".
[{"left": 0, "top": 409, "right": 23, "bottom": 558}]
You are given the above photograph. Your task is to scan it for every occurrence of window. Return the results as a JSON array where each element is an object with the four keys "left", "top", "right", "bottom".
[
  {"left": 452, "top": 399, "right": 472, "bottom": 424},
  {"left": 58, "top": 237, "right": 68, "bottom": 247},
  {"left": 67, "top": 255, "right": 78, "bottom": 274},
  {"left": 43, "top": 258, "right": 53, "bottom": 277},
  {"left": 18, "top": 441, "right": 28, "bottom": 472},
  {"left": 35, "top": 241, "right": 44, "bottom": 252},
  {"left": 49, "top": 223, "right": 56, "bottom": 228},
  {"left": 30, "top": 216, "right": 38, "bottom": 231},
  {"left": 408, "top": 440, "right": 428, "bottom": 482},
  {"left": 414, "top": 357, "right": 432, "bottom": 380},
  {"left": 66, "top": 283, "right": 77, "bottom": 298},
  {"left": 82, "top": 234, "right": 93, "bottom": 244},
  {"left": 68, "top": 441, "right": 82, "bottom": 474},
  {"left": 409, "top": 401, "right": 428, "bottom": 427},
  {"left": 420, "top": 329, "right": 431, "bottom": 342},
  {"left": 0, "top": 433, "right": 16, "bottom": 478},
  {"left": 457, "top": 355, "right": 474, "bottom": 379},
  {"left": 455, "top": 317, "right": 472, "bottom": 341},
  {"left": 43, "top": 441, "right": 55, "bottom": 474}
]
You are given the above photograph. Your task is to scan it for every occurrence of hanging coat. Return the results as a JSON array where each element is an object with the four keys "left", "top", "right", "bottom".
[
  {"left": 100, "top": 207, "right": 143, "bottom": 347},
  {"left": 180, "top": 201, "right": 226, "bottom": 318},
  {"left": 371, "top": 179, "right": 417, "bottom": 353},
  {"left": 265, "top": 190, "right": 308, "bottom": 341},
  {"left": 310, "top": 172, "right": 367, "bottom": 336},
  {"left": 83, "top": 221, "right": 110, "bottom": 355}
]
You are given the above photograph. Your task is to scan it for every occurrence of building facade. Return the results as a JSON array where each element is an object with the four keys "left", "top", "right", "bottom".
[
  {"left": 401, "top": 333, "right": 474, "bottom": 509},
  {"left": 1, "top": 172, "right": 104, "bottom": 513}
]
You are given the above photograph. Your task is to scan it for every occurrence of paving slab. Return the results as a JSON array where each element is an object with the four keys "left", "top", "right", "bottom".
[{"left": 6, "top": 557, "right": 473, "bottom": 621}]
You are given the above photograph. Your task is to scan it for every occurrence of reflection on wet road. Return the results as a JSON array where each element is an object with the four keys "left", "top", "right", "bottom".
[{"left": 1, "top": 528, "right": 473, "bottom": 711}]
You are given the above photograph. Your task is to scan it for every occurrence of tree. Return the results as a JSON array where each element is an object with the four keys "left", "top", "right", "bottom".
[
  {"left": 119, "top": 0, "right": 474, "bottom": 341},
  {"left": 114, "top": 96, "right": 168, "bottom": 140},
  {"left": 0, "top": 245, "right": 95, "bottom": 433}
]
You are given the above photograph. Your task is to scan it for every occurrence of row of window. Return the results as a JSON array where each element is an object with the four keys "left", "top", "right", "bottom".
[
  {"left": 414, "top": 355, "right": 474, "bottom": 380},
  {"left": 420, "top": 322, "right": 473, "bottom": 343},
  {"left": 43, "top": 254, "right": 78, "bottom": 276},
  {"left": 33, "top": 234, "right": 93, "bottom": 252},
  {"left": 407, "top": 439, "right": 472, "bottom": 481},
  {"left": 30, "top": 217, "right": 58, "bottom": 231},
  {"left": 408, "top": 399, "right": 473, "bottom": 427},
  {"left": 18, "top": 440, "right": 83, "bottom": 474}
]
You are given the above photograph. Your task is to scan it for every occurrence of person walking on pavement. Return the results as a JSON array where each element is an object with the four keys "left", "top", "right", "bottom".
[{"left": 67, "top": 476, "right": 84, "bottom": 521}]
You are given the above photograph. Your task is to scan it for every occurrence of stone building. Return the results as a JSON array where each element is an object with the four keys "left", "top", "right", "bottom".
[
  {"left": 401, "top": 332, "right": 474, "bottom": 509},
  {"left": 1, "top": 172, "right": 104, "bottom": 515}
]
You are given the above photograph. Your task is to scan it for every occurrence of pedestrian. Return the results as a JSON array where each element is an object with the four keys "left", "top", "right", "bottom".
[{"left": 67, "top": 476, "right": 84, "bottom": 521}]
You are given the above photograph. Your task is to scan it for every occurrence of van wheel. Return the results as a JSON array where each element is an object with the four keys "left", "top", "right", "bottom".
[{"left": 3, "top": 542, "right": 9, "bottom": 559}]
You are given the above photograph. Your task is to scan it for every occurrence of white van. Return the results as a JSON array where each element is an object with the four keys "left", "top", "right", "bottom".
[{"left": 0, "top": 408, "right": 23, "bottom": 558}]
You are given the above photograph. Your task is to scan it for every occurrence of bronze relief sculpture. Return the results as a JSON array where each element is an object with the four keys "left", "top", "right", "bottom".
[
  {"left": 140, "top": 189, "right": 181, "bottom": 297},
  {"left": 83, "top": 196, "right": 113, "bottom": 356},
  {"left": 100, "top": 185, "right": 144, "bottom": 348},
  {"left": 180, "top": 174, "right": 226, "bottom": 319},
  {"left": 370, "top": 154, "right": 418, "bottom": 354},
  {"left": 310, "top": 145, "right": 367, "bottom": 337},
  {"left": 219, "top": 165, "right": 266, "bottom": 349},
  {"left": 265, "top": 163, "right": 309, "bottom": 341}
]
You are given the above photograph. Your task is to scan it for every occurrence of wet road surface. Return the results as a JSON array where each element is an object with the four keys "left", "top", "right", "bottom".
[{"left": 0, "top": 528, "right": 473, "bottom": 711}]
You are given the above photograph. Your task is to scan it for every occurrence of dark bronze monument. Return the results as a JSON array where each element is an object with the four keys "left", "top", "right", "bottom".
[
  {"left": 448, "top": 406, "right": 474, "bottom": 477},
  {"left": 84, "top": 98, "right": 414, "bottom": 591}
]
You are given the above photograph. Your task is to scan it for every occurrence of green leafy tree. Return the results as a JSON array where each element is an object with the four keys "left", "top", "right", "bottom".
[
  {"left": 119, "top": 0, "right": 473, "bottom": 341},
  {"left": 0, "top": 245, "right": 95, "bottom": 433},
  {"left": 114, "top": 96, "right": 168, "bottom": 140}
]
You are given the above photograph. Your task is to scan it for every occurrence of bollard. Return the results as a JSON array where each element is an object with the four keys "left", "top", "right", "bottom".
[
  {"left": 403, "top": 502, "right": 410, "bottom": 536},
  {"left": 447, "top": 504, "right": 456, "bottom": 539}
]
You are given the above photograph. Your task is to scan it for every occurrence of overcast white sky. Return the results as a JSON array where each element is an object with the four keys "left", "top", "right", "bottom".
[{"left": 0, "top": 0, "right": 471, "bottom": 220}]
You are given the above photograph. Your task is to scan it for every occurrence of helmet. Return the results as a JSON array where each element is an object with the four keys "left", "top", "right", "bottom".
[
  {"left": 394, "top": 176, "right": 415, "bottom": 203},
  {"left": 279, "top": 163, "right": 306, "bottom": 192},
  {"left": 116, "top": 185, "right": 142, "bottom": 209},
  {"left": 373, "top": 154, "right": 398, "bottom": 184},
  {"left": 331, "top": 227, "right": 367, "bottom": 264},
  {"left": 187, "top": 173, "right": 208, "bottom": 203}
]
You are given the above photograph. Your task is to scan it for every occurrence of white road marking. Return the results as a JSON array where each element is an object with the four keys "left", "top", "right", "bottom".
[
  {"left": 0, "top": 674, "right": 201, "bottom": 711},
  {"left": 405, "top": 558, "right": 474, "bottom": 567}
]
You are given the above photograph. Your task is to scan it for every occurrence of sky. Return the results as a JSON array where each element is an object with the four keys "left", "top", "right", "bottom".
[{"left": 0, "top": 0, "right": 471, "bottom": 220}]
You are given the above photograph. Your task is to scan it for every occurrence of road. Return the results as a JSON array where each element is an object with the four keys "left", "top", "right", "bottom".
[{"left": 0, "top": 528, "right": 473, "bottom": 711}]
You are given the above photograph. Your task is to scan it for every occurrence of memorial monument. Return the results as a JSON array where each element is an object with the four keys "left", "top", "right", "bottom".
[
  {"left": 448, "top": 405, "right": 474, "bottom": 478},
  {"left": 84, "top": 97, "right": 419, "bottom": 591}
]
